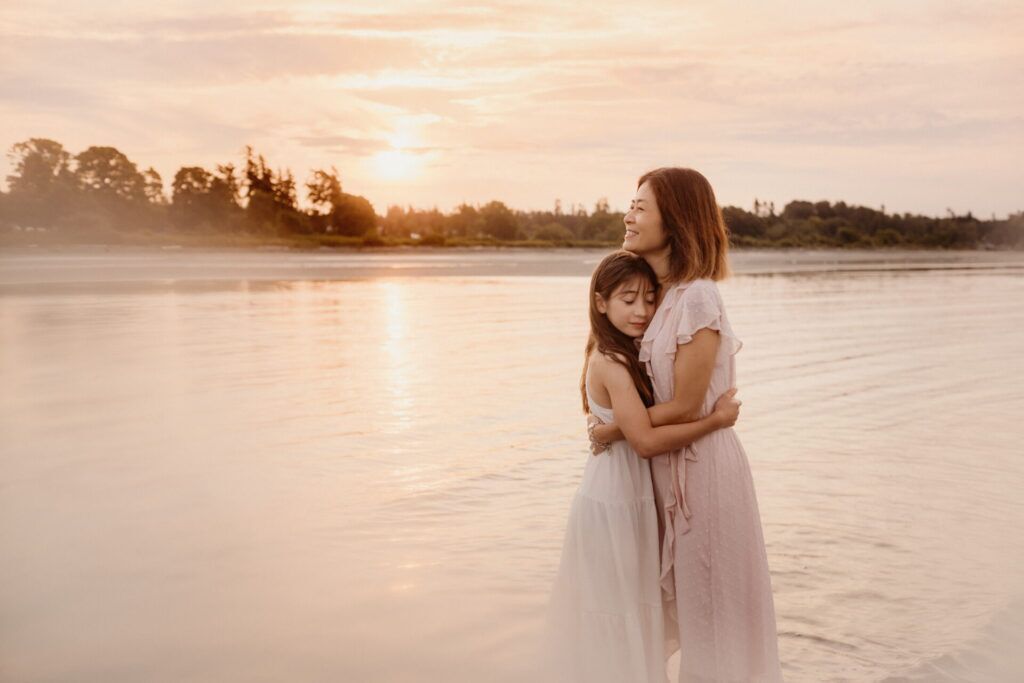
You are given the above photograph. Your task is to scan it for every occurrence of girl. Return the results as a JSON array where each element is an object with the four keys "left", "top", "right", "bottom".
[
  {"left": 544, "top": 250, "right": 742, "bottom": 683},
  {"left": 591, "top": 168, "right": 786, "bottom": 681}
]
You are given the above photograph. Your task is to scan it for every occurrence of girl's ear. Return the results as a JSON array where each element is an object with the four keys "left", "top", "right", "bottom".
[{"left": 594, "top": 293, "right": 608, "bottom": 314}]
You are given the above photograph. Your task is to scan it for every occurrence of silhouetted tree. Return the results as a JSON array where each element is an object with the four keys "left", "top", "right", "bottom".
[
  {"left": 3, "top": 138, "right": 77, "bottom": 227},
  {"left": 305, "top": 167, "right": 377, "bottom": 236},
  {"left": 722, "top": 206, "right": 767, "bottom": 238},
  {"left": 143, "top": 168, "right": 166, "bottom": 205},
  {"left": 330, "top": 193, "right": 377, "bottom": 237},
  {"left": 533, "top": 222, "right": 574, "bottom": 242},
  {"left": 445, "top": 203, "right": 482, "bottom": 238},
  {"left": 74, "top": 146, "right": 147, "bottom": 203},
  {"left": 171, "top": 165, "right": 241, "bottom": 230},
  {"left": 480, "top": 200, "right": 518, "bottom": 240},
  {"left": 306, "top": 167, "right": 343, "bottom": 210},
  {"left": 582, "top": 197, "right": 618, "bottom": 240},
  {"left": 781, "top": 200, "right": 815, "bottom": 221},
  {"left": 71, "top": 145, "right": 162, "bottom": 230},
  {"left": 7, "top": 138, "right": 73, "bottom": 195},
  {"left": 242, "top": 146, "right": 307, "bottom": 234}
]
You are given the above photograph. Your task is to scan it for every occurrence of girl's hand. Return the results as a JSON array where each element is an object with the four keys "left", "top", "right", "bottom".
[
  {"left": 712, "top": 387, "right": 742, "bottom": 428},
  {"left": 586, "top": 414, "right": 611, "bottom": 455}
]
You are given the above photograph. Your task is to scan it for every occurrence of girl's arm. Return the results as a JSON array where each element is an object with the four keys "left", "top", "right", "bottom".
[
  {"left": 592, "top": 328, "right": 722, "bottom": 444},
  {"left": 602, "top": 357, "right": 729, "bottom": 459}
]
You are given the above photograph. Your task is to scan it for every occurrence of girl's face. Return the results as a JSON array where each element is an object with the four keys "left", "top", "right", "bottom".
[
  {"left": 596, "top": 276, "right": 656, "bottom": 338},
  {"left": 622, "top": 180, "right": 668, "bottom": 254}
]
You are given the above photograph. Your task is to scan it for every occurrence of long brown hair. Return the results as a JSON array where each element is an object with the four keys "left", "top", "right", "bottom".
[
  {"left": 636, "top": 167, "right": 731, "bottom": 283},
  {"left": 580, "top": 250, "right": 659, "bottom": 414}
]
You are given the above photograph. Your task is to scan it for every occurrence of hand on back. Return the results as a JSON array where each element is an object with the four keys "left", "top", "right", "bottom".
[{"left": 713, "top": 387, "right": 742, "bottom": 428}]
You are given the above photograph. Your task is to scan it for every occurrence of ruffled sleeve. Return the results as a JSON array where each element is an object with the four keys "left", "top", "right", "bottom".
[{"left": 673, "top": 280, "right": 743, "bottom": 357}]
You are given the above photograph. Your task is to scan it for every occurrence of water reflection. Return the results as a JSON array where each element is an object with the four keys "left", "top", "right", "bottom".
[
  {"left": 381, "top": 281, "right": 415, "bottom": 431},
  {"left": 1, "top": 257, "right": 1023, "bottom": 681}
]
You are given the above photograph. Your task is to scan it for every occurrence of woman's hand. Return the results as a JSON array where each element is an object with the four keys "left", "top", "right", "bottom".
[
  {"left": 586, "top": 414, "right": 611, "bottom": 455},
  {"left": 712, "top": 387, "right": 742, "bottom": 428}
]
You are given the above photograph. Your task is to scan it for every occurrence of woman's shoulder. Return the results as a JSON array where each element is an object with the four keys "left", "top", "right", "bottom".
[
  {"left": 684, "top": 277, "right": 720, "bottom": 292},
  {"left": 665, "top": 275, "right": 717, "bottom": 292},
  {"left": 670, "top": 277, "right": 721, "bottom": 305}
]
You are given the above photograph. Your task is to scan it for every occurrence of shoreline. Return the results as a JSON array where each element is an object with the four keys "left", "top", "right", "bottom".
[
  {"left": 2, "top": 224, "right": 1022, "bottom": 256},
  {"left": 3, "top": 238, "right": 1023, "bottom": 255},
  {"left": 2, "top": 246, "right": 1023, "bottom": 289}
]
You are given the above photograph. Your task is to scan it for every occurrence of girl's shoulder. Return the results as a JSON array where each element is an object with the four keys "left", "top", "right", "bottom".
[
  {"left": 588, "top": 350, "right": 635, "bottom": 403},
  {"left": 588, "top": 351, "right": 635, "bottom": 393},
  {"left": 588, "top": 348, "right": 632, "bottom": 369}
]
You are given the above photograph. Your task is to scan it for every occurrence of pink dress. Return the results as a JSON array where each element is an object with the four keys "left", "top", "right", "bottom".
[{"left": 638, "top": 278, "right": 785, "bottom": 682}]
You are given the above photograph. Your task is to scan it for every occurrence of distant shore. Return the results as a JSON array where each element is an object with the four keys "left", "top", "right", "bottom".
[
  {"left": 0, "top": 225, "right": 615, "bottom": 251},
  {"left": 3, "top": 223, "right": 1023, "bottom": 254},
  {"left": 2, "top": 245, "right": 1023, "bottom": 289}
]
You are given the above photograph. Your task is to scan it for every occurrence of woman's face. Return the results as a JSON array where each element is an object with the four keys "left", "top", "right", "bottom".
[
  {"left": 622, "top": 180, "right": 668, "bottom": 254},
  {"left": 596, "top": 276, "right": 656, "bottom": 338}
]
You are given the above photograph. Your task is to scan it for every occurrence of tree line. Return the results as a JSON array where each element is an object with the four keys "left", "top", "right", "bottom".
[
  {"left": 0, "top": 138, "right": 378, "bottom": 241},
  {"left": 1, "top": 137, "right": 1020, "bottom": 249}
]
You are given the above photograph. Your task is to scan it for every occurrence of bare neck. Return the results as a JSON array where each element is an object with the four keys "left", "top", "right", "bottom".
[{"left": 644, "top": 246, "right": 676, "bottom": 304}]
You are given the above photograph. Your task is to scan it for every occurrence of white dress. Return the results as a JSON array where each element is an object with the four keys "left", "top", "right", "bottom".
[{"left": 542, "top": 372, "right": 668, "bottom": 683}]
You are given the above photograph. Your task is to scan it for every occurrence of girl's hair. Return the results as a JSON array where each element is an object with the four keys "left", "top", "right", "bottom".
[
  {"left": 636, "top": 167, "right": 732, "bottom": 284},
  {"left": 581, "top": 250, "right": 659, "bottom": 414}
]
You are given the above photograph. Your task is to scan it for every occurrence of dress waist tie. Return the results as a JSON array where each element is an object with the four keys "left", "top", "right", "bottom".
[{"left": 658, "top": 443, "right": 699, "bottom": 601}]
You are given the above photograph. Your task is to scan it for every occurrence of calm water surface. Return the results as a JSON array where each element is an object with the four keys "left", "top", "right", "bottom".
[{"left": 2, "top": 249, "right": 1023, "bottom": 682}]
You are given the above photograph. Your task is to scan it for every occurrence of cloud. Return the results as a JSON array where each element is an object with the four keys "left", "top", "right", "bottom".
[
  {"left": 0, "top": 33, "right": 429, "bottom": 87},
  {"left": 0, "top": 0, "right": 1021, "bottom": 215},
  {"left": 734, "top": 113, "right": 1024, "bottom": 147},
  {"left": 0, "top": 77, "right": 105, "bottom": 110},
  {"left": 293, "top": 134, "right": 389, "bottom": 156}
]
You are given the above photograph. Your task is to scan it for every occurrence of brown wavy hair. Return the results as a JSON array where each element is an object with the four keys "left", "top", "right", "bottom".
[
  {"left": 580, "top": 250, "right": 659, "bottom": 414},
  {"left": 636, "top": 167, "right": 732, "bottom": 283}
]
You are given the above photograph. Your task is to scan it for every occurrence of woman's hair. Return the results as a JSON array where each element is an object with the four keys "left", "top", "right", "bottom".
[
  {"left": 581, "top": 250, "right": 659, "bottom": 414},
  {"left": 636, "top": 167, "right": 732, "bottom": 283}
]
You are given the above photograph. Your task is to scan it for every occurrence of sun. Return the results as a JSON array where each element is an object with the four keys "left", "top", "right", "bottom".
[
  {"left": 371, "top": 128, "right": 425, "bottom": 181},
  {"left": 372, "top": 147, "right": 419, "bottom": 181}
]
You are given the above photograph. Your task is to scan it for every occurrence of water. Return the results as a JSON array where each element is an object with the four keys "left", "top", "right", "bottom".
[{"left": 2, "top": 248, "right": 1023, "bottom": 682}]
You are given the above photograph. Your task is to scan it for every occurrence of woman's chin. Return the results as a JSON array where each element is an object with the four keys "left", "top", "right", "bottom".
[{"left": 622, "top": 236, "right": 643, "bottom": 252}]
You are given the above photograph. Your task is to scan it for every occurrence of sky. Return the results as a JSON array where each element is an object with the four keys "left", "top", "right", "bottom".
[{"left": 1, "top": 0, "right": 1022, "bottom": 217}]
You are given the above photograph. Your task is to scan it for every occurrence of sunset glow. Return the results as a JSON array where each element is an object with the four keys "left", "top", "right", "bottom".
[
  {"left": 372, "top": 148, "right": 419, "bottom": 181},
  {"left": 0, "top": 1, "right": 1021, "bottom": 216}
]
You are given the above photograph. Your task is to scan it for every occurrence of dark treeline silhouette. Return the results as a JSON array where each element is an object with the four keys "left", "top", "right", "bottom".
[
  {"left": 0, "top": 138, "right": 377, "bottom": 244},
  {"left": 1, "top": 137, "right": 1021, "bottom": 249},
  {"left": 379, "top": 197, "right": 624, "bottom": 244}
]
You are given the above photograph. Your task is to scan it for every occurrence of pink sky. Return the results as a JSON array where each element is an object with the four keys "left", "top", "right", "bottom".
[{"left": 1, "top": 0, "right": 1022, "bottom": 217}]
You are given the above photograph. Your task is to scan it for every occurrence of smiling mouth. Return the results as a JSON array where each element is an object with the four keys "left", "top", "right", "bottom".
[{"left": 625, "top": 229, "right": 639, "bottom": 238}]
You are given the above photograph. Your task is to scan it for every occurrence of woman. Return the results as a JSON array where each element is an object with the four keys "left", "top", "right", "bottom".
[
  {"left": 544, "top": 250, "right": 742, "bottom": 683},
  {"left": 590, "top": 168, "right": 785, "bottom": 681}
]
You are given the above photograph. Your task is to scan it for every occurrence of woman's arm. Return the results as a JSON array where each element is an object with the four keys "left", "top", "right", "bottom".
[
  {"left": 591, "top": 327, "right": 722, "bottom": 444},
  {"left": 653, "top": 326, "right": 721, "bottom": 423},
  {"left": 603, "top": 359, "right": 729, "bottom": 459}
]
